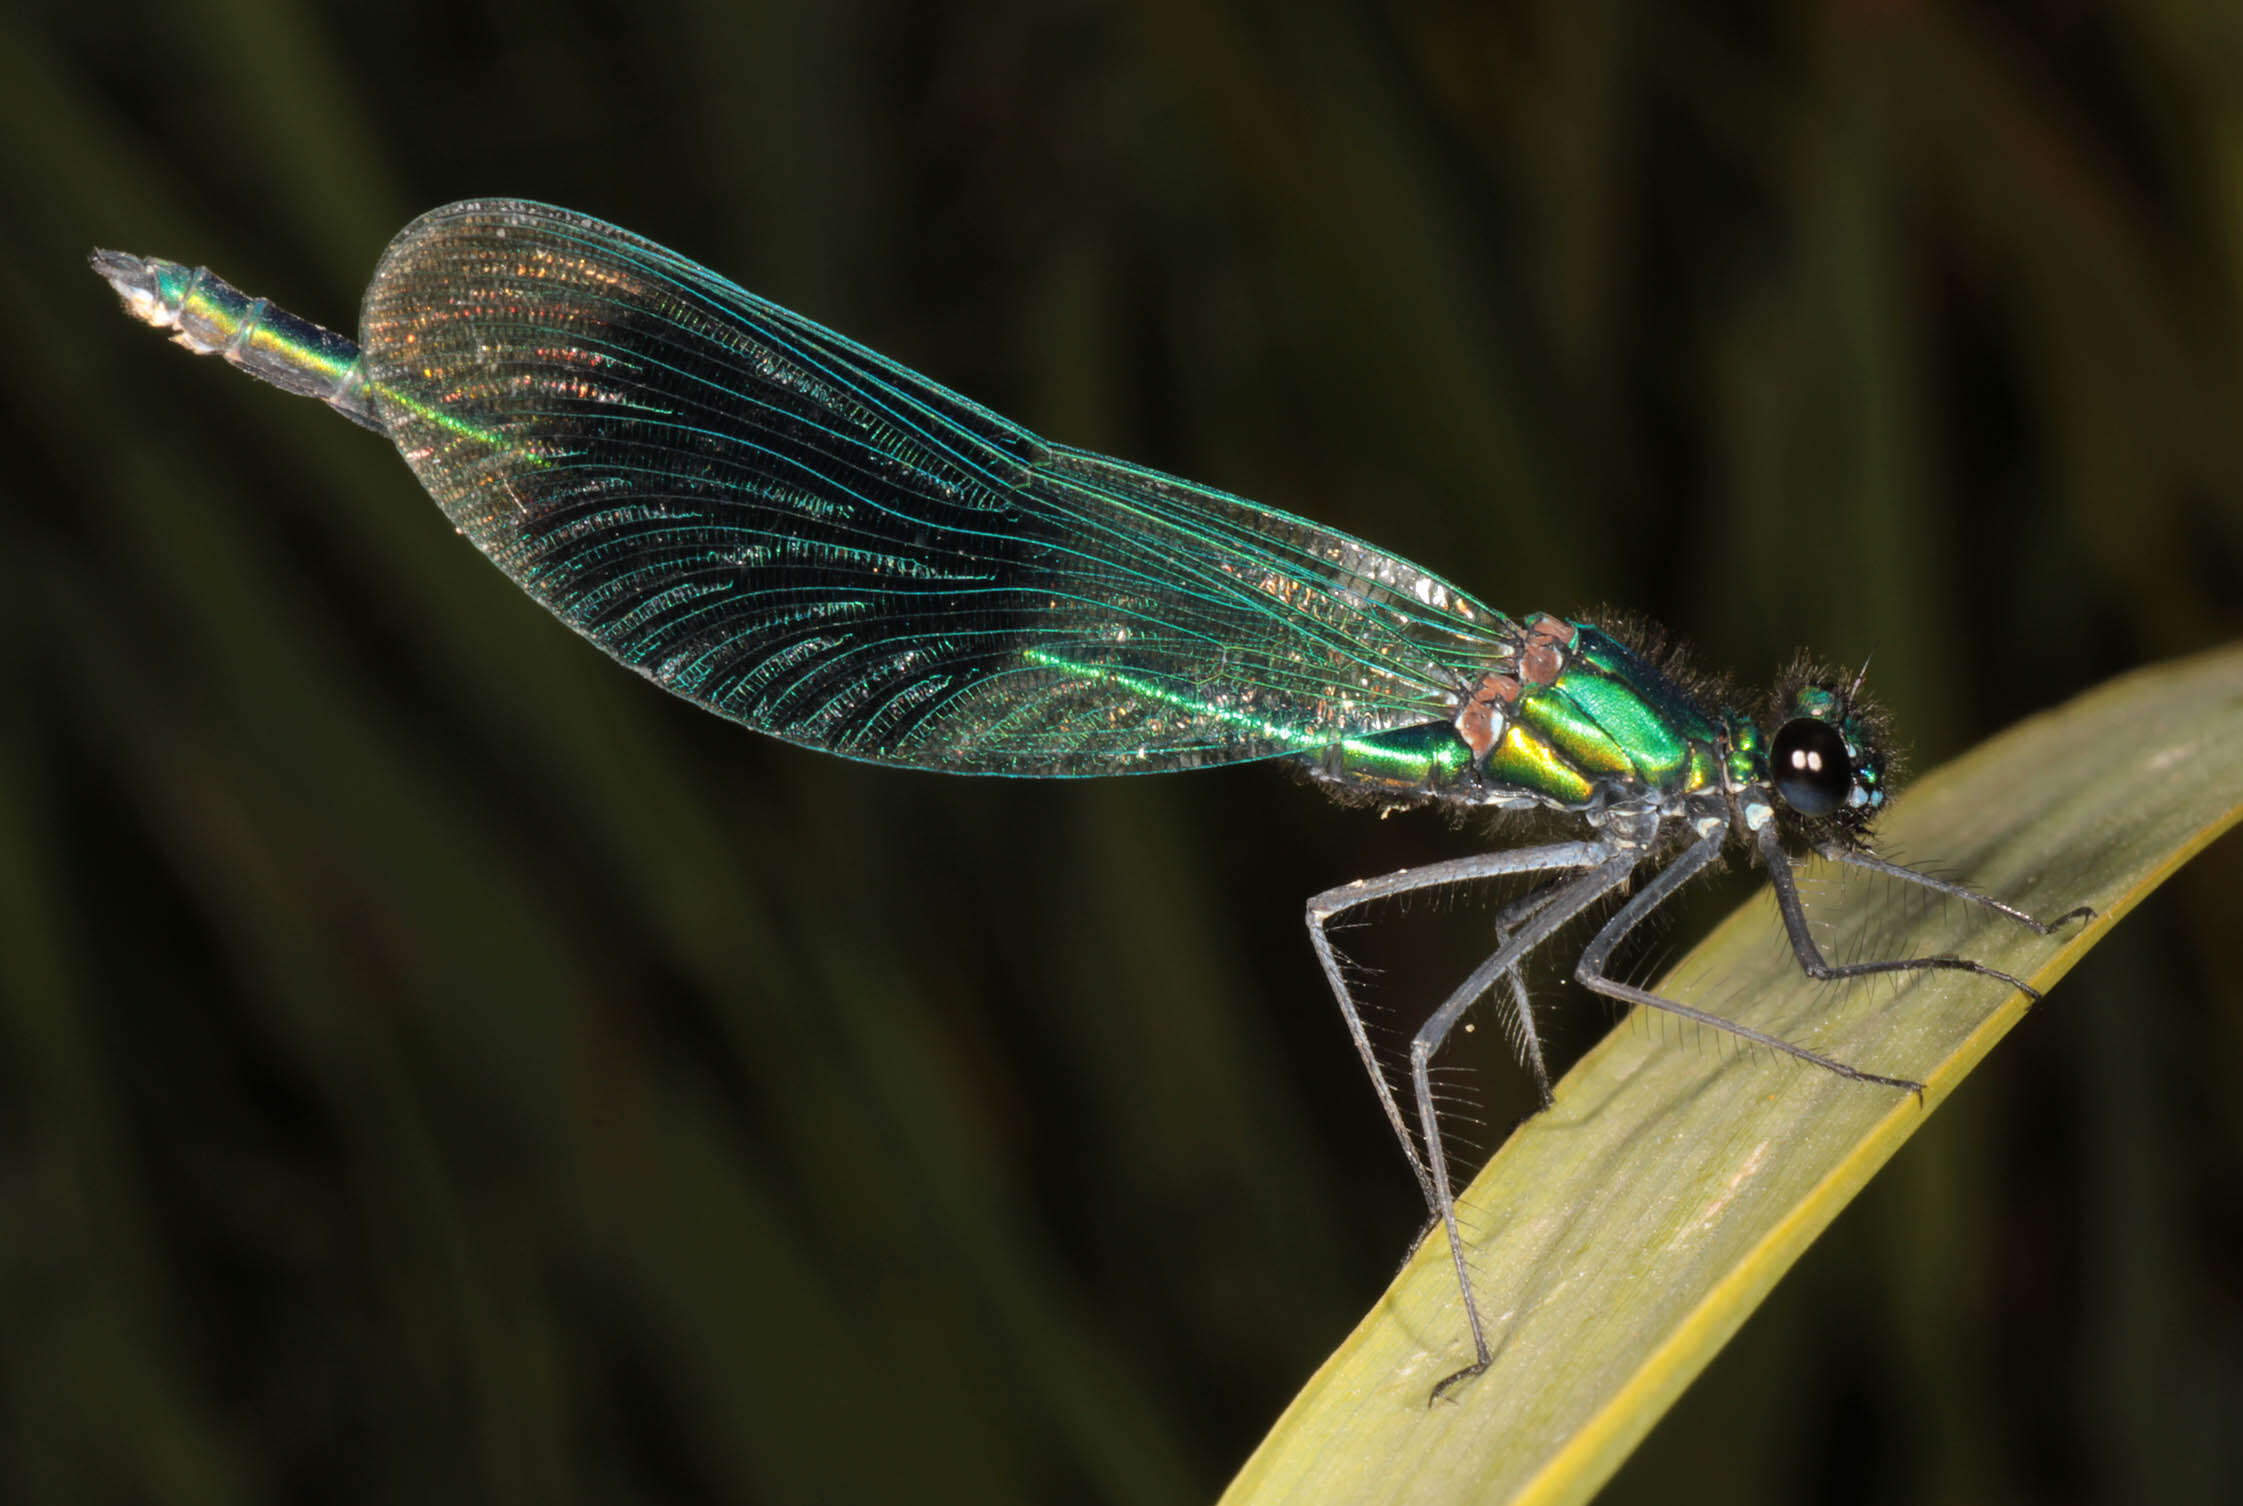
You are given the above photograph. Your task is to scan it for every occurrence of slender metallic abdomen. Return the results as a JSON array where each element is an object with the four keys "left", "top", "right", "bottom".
[{"left": 90, "top": 251, "right": 380, "bottom": 432}]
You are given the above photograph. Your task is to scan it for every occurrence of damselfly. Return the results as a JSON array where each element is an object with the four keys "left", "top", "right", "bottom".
[{"left": 92, "top": 200, "right": 2087, "bottom": 1400}]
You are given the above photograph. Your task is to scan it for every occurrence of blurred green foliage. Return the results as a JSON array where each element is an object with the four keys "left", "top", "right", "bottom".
[{"left": 2, "top": 2, "right": 2238, "bottom": 1503}]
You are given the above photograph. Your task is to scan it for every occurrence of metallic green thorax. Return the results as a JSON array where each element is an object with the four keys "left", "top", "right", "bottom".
[{"left": 1329, "top": 620, "right": 1726, "bottom": 811}]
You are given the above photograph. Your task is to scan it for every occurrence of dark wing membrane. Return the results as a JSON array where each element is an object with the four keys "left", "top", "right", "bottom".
[{"left": 358, "top": 199, "right": 1517, "bottom": 775}]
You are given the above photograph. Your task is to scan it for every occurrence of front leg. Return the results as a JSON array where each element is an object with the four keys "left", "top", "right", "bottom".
[
  {"left": 1769, "top": 827, "right": 2087, "bottom": 1002},
  {"left": 1819, "top": 842, "right": 2095, "bottom": 950}
]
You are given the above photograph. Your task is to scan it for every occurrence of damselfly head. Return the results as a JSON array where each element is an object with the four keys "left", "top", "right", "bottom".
[{"left": 1761, "top": 656, "right": 1894, "bottom": 844}]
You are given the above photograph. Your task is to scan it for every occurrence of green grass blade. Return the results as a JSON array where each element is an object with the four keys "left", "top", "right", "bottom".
[{"left": 1225, "top": 642, "right": 2243, "bottom": 1506}]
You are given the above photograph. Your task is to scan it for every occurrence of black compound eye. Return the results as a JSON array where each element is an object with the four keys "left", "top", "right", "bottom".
[{"left": 1771, "top": 717, "right": 1851, "bottom": 816}]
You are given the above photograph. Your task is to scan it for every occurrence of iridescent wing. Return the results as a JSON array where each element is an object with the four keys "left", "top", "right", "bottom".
[{"left": 359, "top": 199, "right": 1515, "bottom": 775}]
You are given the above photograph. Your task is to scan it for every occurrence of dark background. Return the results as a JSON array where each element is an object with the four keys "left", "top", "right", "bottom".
[{"left": 5, "top": 2, "right": 2241, "bottom": 1502}]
